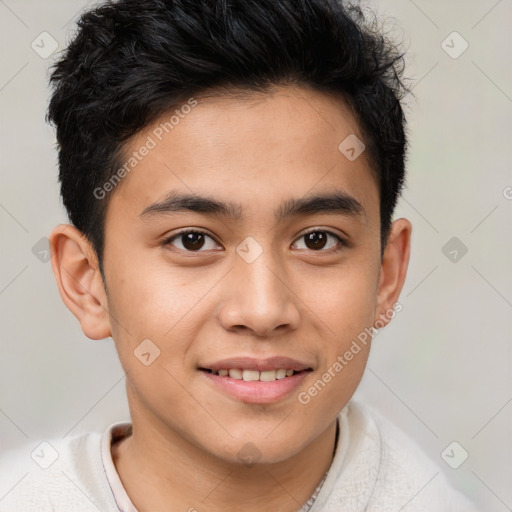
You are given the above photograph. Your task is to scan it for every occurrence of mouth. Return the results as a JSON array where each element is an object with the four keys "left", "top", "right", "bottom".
[
  {"left": 198, "top": 356, "right": 314, "bottom": 404},
  {"left": 199, "top": 368, "right": 308, "bottom": 381}
]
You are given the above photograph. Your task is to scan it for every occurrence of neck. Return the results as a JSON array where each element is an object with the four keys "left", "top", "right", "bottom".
[{"left": 112, "top": 410, "right": 338, "bottom": 512}]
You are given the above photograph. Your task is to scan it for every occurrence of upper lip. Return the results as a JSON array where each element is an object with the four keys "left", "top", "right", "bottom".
[{"left": 199, "top": 356, "right": 314, "bottom": 373}]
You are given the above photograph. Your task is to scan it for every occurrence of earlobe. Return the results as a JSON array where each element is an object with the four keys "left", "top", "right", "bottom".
[
  {"left": 49, "top": 224, "right": 112, "bottom": 340},
  {"left": 374, "top": 218, "right": 412, "bottom": 327}
]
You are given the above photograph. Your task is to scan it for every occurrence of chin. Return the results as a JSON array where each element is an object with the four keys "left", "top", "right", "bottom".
[{"left": 208, "top": 432, "right": 307, "bottom": 467}]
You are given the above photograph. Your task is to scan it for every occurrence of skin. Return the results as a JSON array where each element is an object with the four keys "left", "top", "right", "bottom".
[{"left": 49, "top": 85, "right": 411, "bottom": 512}]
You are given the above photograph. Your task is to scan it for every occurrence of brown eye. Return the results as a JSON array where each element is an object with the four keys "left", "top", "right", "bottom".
[
  {"left": 293, "top": 230, "right": 344, "bottom": 252},
  {"left": 164, "top": 230, "right": 219, "bottom": 252},
  {"left": 181, "top": 232, "right": 206, "bottom": 251},
  {"left": 304, "top": 231, "right": 328, "bottom": 250}
]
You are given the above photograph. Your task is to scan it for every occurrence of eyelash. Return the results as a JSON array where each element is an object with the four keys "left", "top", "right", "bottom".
[{"left": 162, "top": 228, "right": 346, "bottom": 254}]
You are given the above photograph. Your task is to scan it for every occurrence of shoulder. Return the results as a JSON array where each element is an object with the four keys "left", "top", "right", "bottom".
[
  {"left": 0, "top": 430, "right": 119, "bottom": 512},
  {"left": 358, "top": 402, "right": 477, "bottom": 511},
  {"left": 315, "top": 401, "right": 480, "bottom": 512}
]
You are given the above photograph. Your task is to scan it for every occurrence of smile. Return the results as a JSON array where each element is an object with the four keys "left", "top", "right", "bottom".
[
  {"left": 198, "top": 356, "right": 314, "bottom": 404},
  {"left": 202, "top": 368, "right": 299, "bottom": 381}
]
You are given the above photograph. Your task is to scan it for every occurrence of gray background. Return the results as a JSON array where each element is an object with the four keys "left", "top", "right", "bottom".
[{"left": 1, "top": 0, "right": 511, "bottom": 509}]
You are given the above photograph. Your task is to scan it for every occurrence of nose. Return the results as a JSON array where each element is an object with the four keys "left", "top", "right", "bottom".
[{"left": 216, "top": 249, "right": 301, "bottom": 338}]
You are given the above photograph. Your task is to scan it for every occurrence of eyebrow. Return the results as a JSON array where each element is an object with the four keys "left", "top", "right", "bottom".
[{"left": 139, "top": 189, "right": 366, "bottom": 223}]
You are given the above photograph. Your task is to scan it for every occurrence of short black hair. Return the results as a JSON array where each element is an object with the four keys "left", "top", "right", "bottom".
[{"left": 47, "top": 0, "right": 408, "bottom": 277}]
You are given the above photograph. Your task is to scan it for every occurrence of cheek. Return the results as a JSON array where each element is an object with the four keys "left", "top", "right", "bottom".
[
  {"left": 309, "top": 260, "right": 379, "bottom": 332},
  {"left": 297, "top": 272, "right": 376, "bottom": 416},
  {"left": 105, "top": 261, "right": 223, "bottom": 389},
  {"left": 300, "top": 261, "right": 378, "bottom": 393},
  {"left": 106, "top": 261, "right": 199, "bottom": 335}
]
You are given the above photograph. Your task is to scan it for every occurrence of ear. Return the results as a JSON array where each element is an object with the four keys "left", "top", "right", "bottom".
[
  {"left": 49, "top": 224, "right": 112, "bottom": 340},
  {"left": 374, "top": 218, "right": 412, "bottom": 327}
]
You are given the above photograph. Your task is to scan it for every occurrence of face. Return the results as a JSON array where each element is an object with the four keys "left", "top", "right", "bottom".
[{"left": 90, "top": 86, "right": 396, "bottom": 463}]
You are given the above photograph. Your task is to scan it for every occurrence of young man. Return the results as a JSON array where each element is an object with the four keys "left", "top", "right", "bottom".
[{"left": 0, "top": 0, "right": 478, "bottom": 510}]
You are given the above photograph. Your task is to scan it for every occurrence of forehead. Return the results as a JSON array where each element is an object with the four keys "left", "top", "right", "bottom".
[{"left": 105, "top": 85, "right": 378, "bottom": 225}]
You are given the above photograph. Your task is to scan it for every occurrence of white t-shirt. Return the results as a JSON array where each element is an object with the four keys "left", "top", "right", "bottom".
[{"left": 0, "top": 401, "right": 479, "bottom": 511}]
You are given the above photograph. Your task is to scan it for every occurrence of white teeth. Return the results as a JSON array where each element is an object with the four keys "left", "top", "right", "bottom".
[
  {"left": 260, "top": 370, "right": 277, "bottom": 382},
  {"left": 276, "top": 369, "right": 287, "bottom": 379},
  {"left": 228, "top": 369, "right": 243, "bottom": 379},
  {"left": 243, "top": 370, "right": 260, "bottom": 381},
  {"left": 215, "top": 368, "right": 298, "bottom": 381}
]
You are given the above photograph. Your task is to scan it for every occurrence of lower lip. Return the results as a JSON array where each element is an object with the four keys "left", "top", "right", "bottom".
[{"left": 200, "top": 370, "right": 311, "bottom": 404}]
